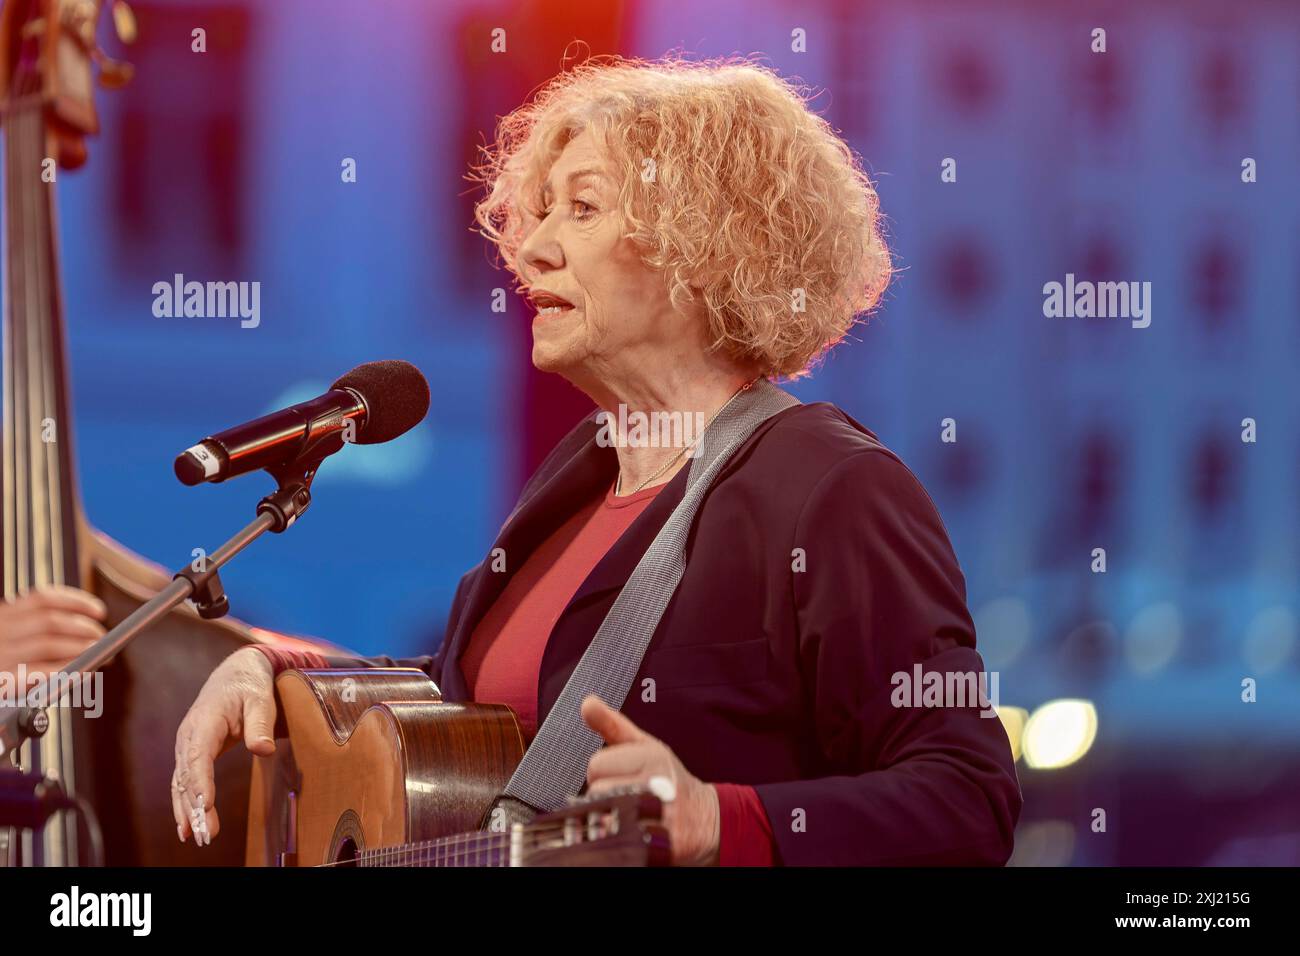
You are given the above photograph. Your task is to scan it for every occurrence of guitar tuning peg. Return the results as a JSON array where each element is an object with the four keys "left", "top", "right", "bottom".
[{"left": 112, "top": 1, "right": 137, "bottom": 45}]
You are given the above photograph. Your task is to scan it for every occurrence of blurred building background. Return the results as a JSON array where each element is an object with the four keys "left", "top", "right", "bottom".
[{"left": 41, "top": 0, "right": 1300, "bottom": 864}]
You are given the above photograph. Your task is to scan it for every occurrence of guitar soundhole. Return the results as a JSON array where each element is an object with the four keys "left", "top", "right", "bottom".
[{"left": 328, "top": 810, "right": 364, "bottom": 867}]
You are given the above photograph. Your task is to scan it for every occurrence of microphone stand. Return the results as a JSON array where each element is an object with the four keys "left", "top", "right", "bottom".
[{"left": 0, "top": 461, "right": 322, "bottom": 860}]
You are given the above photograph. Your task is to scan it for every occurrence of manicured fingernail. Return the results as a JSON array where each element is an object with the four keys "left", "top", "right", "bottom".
[{"left": 177, "top": 825, "right": 185, "bottom": 844}]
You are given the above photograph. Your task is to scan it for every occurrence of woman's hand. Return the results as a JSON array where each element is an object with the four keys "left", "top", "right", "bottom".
[
  {"left": 171, "top": 647, "right": 277, "bottom": 846},
  {"left": 582, "top": 695, "right": 720, "bottom": 865},
  {"left": 0, "top": 585, "right": 107, "bottom": 677}
]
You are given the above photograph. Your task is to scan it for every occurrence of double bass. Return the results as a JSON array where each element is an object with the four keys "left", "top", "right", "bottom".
[{"left": 0, "top": 0, "right": 309, "bottom": 866}]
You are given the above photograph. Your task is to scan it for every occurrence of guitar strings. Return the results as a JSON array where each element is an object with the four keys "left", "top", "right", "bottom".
[
  {"left": 327, "top": 822, "right": 581, "bottom": 868},
  {"left": 313, "top": 816, "right": 632, "bottom": 867}
]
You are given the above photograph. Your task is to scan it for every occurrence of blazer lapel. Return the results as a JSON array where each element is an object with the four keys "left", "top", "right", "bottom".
[
  {"left": 442, "top": 401, "right": 806, "bottom": 707},
  {"left": 562, "top": 396, "right": 810, "bottom": 616},
  {"left": 564, "top": 464, "right": 687, "bottom": 608},
  {"left": 436, "top": 410, "right": 614, "bottom": 700},
  {"left": 535, "top": 403, "right": 806, "bottom": 722}
]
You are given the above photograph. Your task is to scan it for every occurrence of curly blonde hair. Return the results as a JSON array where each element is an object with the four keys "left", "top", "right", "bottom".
[{"left": 471, "top": 55, "right": 892, "bottom": 380}]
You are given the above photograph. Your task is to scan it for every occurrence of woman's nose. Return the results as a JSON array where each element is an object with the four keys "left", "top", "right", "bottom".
[{"left": 519, "top": 216, "right": 564, "bottom": 273}]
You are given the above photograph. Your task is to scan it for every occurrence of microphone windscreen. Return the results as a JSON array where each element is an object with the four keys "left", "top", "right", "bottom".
[{"left": 332, "top": 360, "right": 430, "bottom": 444}]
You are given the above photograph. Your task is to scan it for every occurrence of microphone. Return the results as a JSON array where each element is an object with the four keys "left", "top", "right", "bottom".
[{"left": 174, "top": 360, "right": 430, "bottom": 486}]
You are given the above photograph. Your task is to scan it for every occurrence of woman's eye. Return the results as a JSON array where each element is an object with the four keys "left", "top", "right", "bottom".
[{"left": 533, "top": 201, "right": 595, "bottom": 221}]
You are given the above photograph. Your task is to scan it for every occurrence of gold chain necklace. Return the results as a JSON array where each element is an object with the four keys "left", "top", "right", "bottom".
[{"left": 614, "top": 376, "right": 760, "bottom": 497}]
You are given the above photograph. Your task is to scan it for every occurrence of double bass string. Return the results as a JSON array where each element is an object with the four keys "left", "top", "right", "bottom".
[
  {"left": 2, "top": 88, "right": 28, "bottom": 601},
  {"left": 1, "top": 90, "right": 36, "bottom": 866},
  {"left": 22, "top": 101, "right": 77, "bottom": 865},
  {"left": 3, "top": 84, "right": 39, "bottom": 600},
  {"left": 0, "top": 80, "right": 15, "bottom": 869},
  {"left": 2, "top": 94, "right": 76, "bottom": 865},
  {"left": 30, "top": 100, "right": 66, "bottom": 591},
  {"left": 19, "top": 105, "right": 55, "bottom": 591},
  {"left": 1, "top": 86, "right": 12, "bottom": 598}
]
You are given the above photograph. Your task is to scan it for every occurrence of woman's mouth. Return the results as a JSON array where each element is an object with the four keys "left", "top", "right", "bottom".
[{"left": 528, "top": 291, "right": 576, "bottom": 316}]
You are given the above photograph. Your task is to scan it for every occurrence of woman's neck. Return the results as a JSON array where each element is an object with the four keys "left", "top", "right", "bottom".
[{"left": 581, "top": 365, "right": 758, "bottom": 497}]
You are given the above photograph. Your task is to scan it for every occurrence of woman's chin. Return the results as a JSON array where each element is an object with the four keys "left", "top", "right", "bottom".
[{"left": 530, "top": 340, "right": 578, "bottom": 375}]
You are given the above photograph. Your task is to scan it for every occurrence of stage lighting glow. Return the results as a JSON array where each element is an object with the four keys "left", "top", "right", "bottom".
[
  {"left": 995, "top": 706, "right": 1029, "bottom": 762},
  {"left": 974, "top": 597, "right": 1031, "bottom": 668},
  {"left": 1124, "top": 602, "right": 1182, "bottom": 674},
  {"left": 1008, "top": 820, "right": 1076, "bottom": 867},
  {"left": 1243, "top": 606, "right": 1297, "bottom": 674},
  {"left": 1023, "top": 699, "right": 1098, "bottom": 769}
]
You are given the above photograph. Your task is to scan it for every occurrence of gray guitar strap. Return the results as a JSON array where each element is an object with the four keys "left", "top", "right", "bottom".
[{"left": 498, "top": 378, "right": 800, "bottom": 818}]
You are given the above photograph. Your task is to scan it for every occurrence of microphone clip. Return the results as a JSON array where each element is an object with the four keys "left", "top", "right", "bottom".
[
  {"left": 173, "top": 563, "right": 231, "bottom": 620},
  {"left": 172, "top": 457, "right": 323, "bottom": 620},
  {"left": 255, "top": 458, "right": 324, "bottom": 533}
]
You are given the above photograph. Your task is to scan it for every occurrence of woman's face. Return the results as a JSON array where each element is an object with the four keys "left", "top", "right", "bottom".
[{"left": 517, "top": 129, "right": 699, "bottom": 395}]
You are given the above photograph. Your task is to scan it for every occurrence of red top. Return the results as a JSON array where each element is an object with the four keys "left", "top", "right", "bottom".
[
  {"left": 253, "top": 478, "right": 775, "bottom": 866},
  {"left": 459, "top": 479, "right": 664, "bottom": 740}
]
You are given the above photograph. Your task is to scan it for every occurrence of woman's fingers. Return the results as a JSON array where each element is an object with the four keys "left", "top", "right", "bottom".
[
  {"left": 171, "top": 768, "right": 191, "bottom": 843},
  {"left": 587, "top": 742, "right": 654, "bottom": 782},
  {"left": 241, "top": 690, "right": 277, "bottom": 757},
  {"left": 182, "top": 790, "right": 219, "bottom": 847},
  {"left": 586, "top": 774, "right": 649, "bottom": 796},
  {"left": 172, "top": 708, "right": 231, "bottom": 846},
  {"left": 169, "top": 651, "right": 277, "bottom": 847}
]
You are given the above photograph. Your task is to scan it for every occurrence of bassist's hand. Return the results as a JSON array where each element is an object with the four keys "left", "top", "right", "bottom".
[
  {"left": 0, "top": 585, "right": 107, "bottom": 677},
  {"left": 171, "top": 646, "right": 277, "bottom": 846}
]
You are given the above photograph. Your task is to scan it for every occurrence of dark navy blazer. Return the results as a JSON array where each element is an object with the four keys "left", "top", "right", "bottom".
[{"left": 328, "top": 401, "right": 1023, "bottom": 865}]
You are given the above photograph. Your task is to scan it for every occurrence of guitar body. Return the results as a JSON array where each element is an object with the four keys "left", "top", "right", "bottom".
[
  {"left": 248, "top": 670, "right": 673, "bottom": 867},
  {"left": 246, "top": 669, "right": 527, "bottom": 867}
]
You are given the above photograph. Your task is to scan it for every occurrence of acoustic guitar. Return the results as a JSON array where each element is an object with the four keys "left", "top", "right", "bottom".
[{"left": 245, "top": 669, "right": 671, "bottom": 867}]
